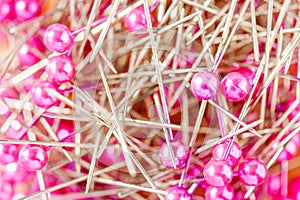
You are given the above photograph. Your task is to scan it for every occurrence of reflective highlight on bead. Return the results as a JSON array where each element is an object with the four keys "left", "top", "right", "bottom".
[
  {"left": 238, "top": 158, "right": 267, "bottom": 186},
  {"left": 0, "top": 144, "right": 18, "bottom": 165},
  {"left": 31, "top": 81, "right": 59, "bottom": 108},
  {"left": 212, "top": 141, "right": 242, "bottom": 166},
  {"left": 159, "top": 141, "right": 188, "bottom": 168},
  {"left": 165, "top": 186, "right": 192, "bottom": 200},
  {"left": 18, "top": 145, "right": 48, "bottom": 171},
  {"left": 124, "top": 7, "right": 154, "bottom": 33},
  {"left": 0, "top": 0, "right": 13, "bottom": 22},
  {"left": 203, "top": 160, "right": 233, "bottom": 187},
  {"left": 205, "top": 185, "right": 234, "bottom": 200},
  {"left": 14, "top": 0, "right": 41, "bottom": 21}
]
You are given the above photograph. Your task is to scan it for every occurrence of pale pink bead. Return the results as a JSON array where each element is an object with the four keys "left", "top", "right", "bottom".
[
  {"left": 18, "top": 145, "right": 48, "bottom": 171},
  {"left": 273, "top": 134, "right": 300, "bottom": 162},
  {"left": 203, "top": 160, "right": 233, "bottom": 187},
  {"left": 285, "top": 97, "right": 300, "bottom": 122},
  {"left": 165, "top": 186, "right": 192, "bottom": 200},
  {"left": 0, "top": 144, "right": 19, "bottom": 165},
  {"left": 14, "top": 0, "right": 41, "bottom": 21},
  {"left": 159, "top": 141, "right": 188, "bottom": 168},
  {"left": 123, "top": 7, "right": 154, "bottom": 33},
  {"left": 18, "top": 36, "right": 45, "bottom": 67},
  {"left": 212, "top": 141, "right": 242, "bottom": 166},
  {"left": 98, "top": 146, "right": 125, "bottom": 166},
  {"left": 238, "top": 158, "right": 267, "bottom": 186},
  {"left": 220, "top": 72, "right": 251, "bottom": 102},
  {"left": 43, "top": 23, "right": 73, "bottom": 53},
  {"left": 205, "top": 185, "right": 234, "bottom": 200},
  {"left": 2, "top": 162, "right": 30, "bottom": 182},
  {"left": 190, "top": 71, "right": 220, "bottom": 100},
  {"left": 31, "top": 81, "right": 59, "bottom": 108},
  {"left": 46, "top": 55, "right": 75, "bottom": 84},
  {"left": 0, "top": 0, "right": 14, "bottom": 22},
  {"left": 0, "top": 180, "right": 13, "bottom": 200}
]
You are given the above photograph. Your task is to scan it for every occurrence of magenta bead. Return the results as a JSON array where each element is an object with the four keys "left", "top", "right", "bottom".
[
  {"left": 2, "top": 162, "right": 30, "bottom": 182},
  {"left": 46, "top": 55, "right": 75, "bottom": 84},
  {"left": 43, "top": 23, "right": 73, "bottom": 53},
  {"left": 205, "top": 186, "right": 234, "bottom": 200},
  {"left": 124, "top": 7, "right": 154, "bottom": 33},
  {"left": 0, "top": 0, "right": 14, "bottom": 22},
  {"left": 98, "top": 146, "right": 125, "bottom": 166},
  {"left": 165, "top": 186, "right": 192, "bottom": 200},
  {"left": 18, "top": 36, "right": 45, "bottom": 67},
  {"left": 273, "top": 134, "right": 300, "bottom": 162},
  {"left": 18, "top": 145, "right": 48, "bottom": 171},
  {"left": 0, "top": 144, "right": 19, "bottom": 165},
  {"left": 159, "top": 141, "right": 188, "bottom": 168},
  {"left": 14, "top": 0, "right": 41, "bottom": 21},
  {"left": 220, "top": 72, "right": 251, "bottom": 102},
  {"left": 203, "top": 160, "right": 233, "bottom": 187},
  {"left": 238, "top": 158, "right": 267, "bottom": 186},
  {"left": 31, "top": 81, "right": 59, "bottom": 108},
  {"left": 212, "top": 141, "right": 242, "bottom": 166},
  {"left": 190, "top": 71, "right": 220, "bottom": 100}
]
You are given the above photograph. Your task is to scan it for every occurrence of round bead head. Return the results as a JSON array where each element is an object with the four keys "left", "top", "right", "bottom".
[
  {"left": 238, "top": 157, "right": 267, "bottom": 186},
  {"left": 212, "top": 141, "right": 242, "bottom": 166},
  {"left": 273, "top": 134, "right": 300, "bottom": 162},
  {"left": 190, "top": 71, "right": 220, "bottom": 100},
  {"left": 0, "top": 144, "right": 19, "bottom": 165},
  {"left": 124, "top": 7, "right": 154, "bottom": 34},
  {"left": 18, "top": 145, "right": 48, "bottom": 171},
  {"left": 31, "top": 81, "right": 59, "bottom": 108},
  {"left": 165, "top": 186, "right": 192, "bottom": 200},
  {"left": 43, "top": 23, "right": 73, "bottom": 53},
  {"left": 203, "top": 160, "right": 233, "bottom": 187},
  {"left": 205, "top": 186, "right": 234, "bottom": 200},
  {"left": 14, "top": 0, "right": 41, "bottom": 21},
  {"left": 0, "top": 0, "right": 14, "bottom": 22},
  {"left": 46, "top": 55, "right": 76, "bottom": 84},
  {"left": 220, "top": 72, "right": 251, "bottom": 102},
  {"left": 159, "top": 141, "right": 188, "bottom": 168}
]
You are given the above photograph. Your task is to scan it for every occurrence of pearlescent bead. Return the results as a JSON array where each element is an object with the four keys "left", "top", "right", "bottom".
[
  {"left": 220, "top": 72, "right": 251, "bottom": 102},
  {"left": 0, "top": 0, "right": 14, "bottom": 22},
  {"left": 203, "top": 160, "right": 233, "bottom": 187},
  {"left": 43, "top": 23, "right": 73, "bottom": 53},
  {"left": 159, "top": 141, "right": 188, "bottom": 168},
  {"left": 46, "top": 55, "right": 75, "bottom": 84},
  {"left": 238, "top": 158, "right": 267, "bottom": 186},
  {"left": 165, "top": 186, "right": 192, "bottom": 200},
  {"left": 98, "top": 145, "right": 125, "bottom": 166},
  {"left": 212, "top": 141, "right": 242, "bottom": 166},
  {"left": 123, "top": 7, "right": 154, "bottom": 33},
  {"left": 190, "top": 71, "right": 220, "bottom": 100},
  {"left": 18, "top": 145, "right": 48, "bottom": 171},
  {"left": 273, "top": 134, "right": 300, "bottom": 162},
  {"left": 205, "top": 185, "right": 234, "bottom": 200},
  {"left": 0, "top": 144, "right": 18, "bottom": 165},
  {"left": 14, "top": 0, "right": 41, "bottom": 21},
  {"left": 31, "top": 81, "right": 59, "bottom": 108}
]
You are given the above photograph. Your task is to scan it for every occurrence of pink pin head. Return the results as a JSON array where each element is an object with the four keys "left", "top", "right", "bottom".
[
  {"left": 18, "top": 145, "right": 48, "bottom": 172},
  {"left": 43, "top": 23, "right": 73, "bottom": 53},
  {"left": 272, "top": 133, "right": 300, "bottom": 162},
  {"left": 220, "top": 72, "right": 252, "bottom": 102},
  {"left": 212, "top": 141, "right": 242, "bottom": 166},
  {"left": 190, "top": 71, "right": 220, "bottom": 100},
  {"left": 159, "top": 141, "right": 188, "bottom": 168},
  {"left": 205, "top": 185, "right": 234, "bottom": 200},
  {"left": 203, "top": 160, "right": 233, "bottom": 187},
  {"left": 2, "top": 162, "right": 31, "bottom": 182},
  {"left": 46, "top": 55, "right": 76, "bottom": 84},
  {"left": 98, "top": 145, "right": 125, "bottom": 166},
  {"left": 238, "top": 157, "right": 267, "bottom": 186},
  {"left": 165, "top": 186, "right": 192, "bottom": 200},
  {"left": 0, "top": 144, "right": 19, "bottom": 165},
  {"left": 0, "top": 0, "right": 14, "bottom": 22},
  {"left": 0, "top": 180, "right": 13, "bottom": 200},
  {"left": 31, "top": 81, "right": 60, "bottom": 108},
  {"left": 14, "top": 0, "right": 41, "bottom": 21}
]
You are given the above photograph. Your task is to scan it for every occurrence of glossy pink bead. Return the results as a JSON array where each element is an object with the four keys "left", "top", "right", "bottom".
[
  {"left": 18, "top": 36, "right": 45, "bottom": 67},
  {"left": 203, "top": 160, "right": 233, "bottom": 187},
  {"left": 0, "top": 144, "right": 19, "bottom": 165},
  {"left": 2, "top": 162, "right": 30, "bottom": 182},
  {"left": 220, "top": 72, "right": 251, "bottom": 102},
  {"left": 205, "top": 185, "right": 234, "bottom": 200},
  {"left": 190, "top": 71, "right": 220, "bottom": 100},
  {"left": 43, "top": 23, "right": 73, "bottom": 53},
  {"left": 285, "top": 97, "right": 300, "bottom": 122},
  {"left": 14, "top": 0, "right": 41, "bottom": 21},
  {"left": 212, "top": 141, "right": 242, "bottom": 166},
  {"left": 31, "top": 81, "right": 59, "bottom": 108},
  {"left": 273, "top": 134, "right": 300, "bottom": 162},
  {"left": 159, "top": 141, "right": 188, "bottom": 168},
  {"left": 124, "top": 7, "right": 154, "bottom": 33},
  {"left": 18, "top": 145, "right": 48, "bottom": 171},
  {"left": 0, "top": 180, "right": 13, "bottom": 200},
  {"left": 46, "top": 55, "right": 75, "bottom": 84},
  {"left": 165, "top": 186, "right": 192, "bottom": 200},
  {"left": 98, "top": 145, "right": 125, "bottom": 166},
  {"left": 238, "top": 158, "right": 267, "bottom": 186},
  {"left": 0, "top": 0, "right": 14, "bottom": 22}
]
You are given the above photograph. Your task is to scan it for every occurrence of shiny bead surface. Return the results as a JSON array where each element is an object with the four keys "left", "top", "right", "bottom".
[
  {"left": 159, "top": 141, "right": 188, "bottom": 168},
  {"left": 165, "top": 186, "right": 192, "bottom": 200},
  {"left": 31, "top": 81, "right": 59, "bottom": 108},
  {"left": 0, "top": 144, "right": 18, "bottom": 165},
  {"left": 238, "top": 158, "right": 267, "bottom": 186},
  {"left": 124, "top": 7, "right": 154, "bottom": 33},
  {"left": 212, "top": 141, "right": 242, "bottom": 166},
  {"left": 14, "top": 0, "right": 41, "bottom": 21},
  {"left": 273, "top": 134, "right": 300, "bottom": 162},
  {"left": 220, "top": 72, "right": 251, "bottom": 102},
  {"left": 205, "top": 185, "right": 234, "bottom": 200},
  {"left": 43, "top": 23, "right": 73, "bottom": 53},
  {"left": 18, "top": 145, "right": 48, "bottom": 171},
  {"left": 0, "top": 0, "right": 14, "bottom": 22},
  {"left": 203, "top": 160, "right": 233, "bottom": 187},
  {"left": 2, "top": 162, "right": 30, "bottom": 182},
  {"left": 46, "top": 55, "right": 75, "bottom": 84},
  {"left": 190, "top": 71, "right": 220, "bottom": 100}
]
